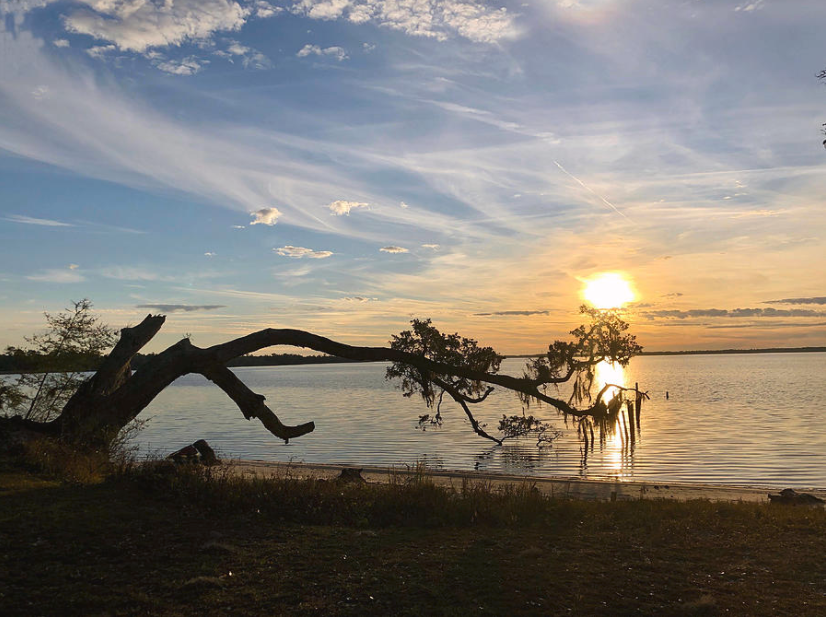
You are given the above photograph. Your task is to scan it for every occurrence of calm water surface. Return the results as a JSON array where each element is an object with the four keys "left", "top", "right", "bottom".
[{"left": 133, "top": 353, "right": 826, "bottom": 488}]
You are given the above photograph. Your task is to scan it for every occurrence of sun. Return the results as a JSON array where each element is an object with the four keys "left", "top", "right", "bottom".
[{"left": 582, "top": 272, "right": 635, "bottom": 309}]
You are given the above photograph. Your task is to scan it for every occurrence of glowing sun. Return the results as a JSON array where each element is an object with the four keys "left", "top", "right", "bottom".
[{"left": 582, "top": 272, "right": 635, "bottom": 309}]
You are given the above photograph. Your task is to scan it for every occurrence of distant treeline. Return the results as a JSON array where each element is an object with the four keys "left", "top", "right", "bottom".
[
  {"left": 639, "top": 347, "right": 826, "bottom": 356},
  {"left": 0, "top": 351, "right": 362, "bottom": 374},
  {"left": 507, "top": 346, "right": 826, "bottom": 359}
]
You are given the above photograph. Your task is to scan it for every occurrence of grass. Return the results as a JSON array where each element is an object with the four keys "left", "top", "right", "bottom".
[{"left": 2, "top": 459, "right": 826, "bottom": 615}]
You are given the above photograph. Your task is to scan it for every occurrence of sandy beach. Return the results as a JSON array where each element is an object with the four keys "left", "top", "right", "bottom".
[{"left": 225, "top": 459, "right": 826, "bottom": 504}]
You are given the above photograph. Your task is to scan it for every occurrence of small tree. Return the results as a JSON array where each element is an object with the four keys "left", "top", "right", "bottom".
[
  {"left": 387, "top": 307, "right": 642, "bottom": 446},
  {"left": 1, "top": 300, "right": 115, "bottom": 422}
]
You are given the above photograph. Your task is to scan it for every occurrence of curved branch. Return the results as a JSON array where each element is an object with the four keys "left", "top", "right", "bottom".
[
  {"left": 432, "top": 377, "right": 502, "bottom": 445},
  {"left": 197, "top": 363, "right": 314, "bottom": 443}
]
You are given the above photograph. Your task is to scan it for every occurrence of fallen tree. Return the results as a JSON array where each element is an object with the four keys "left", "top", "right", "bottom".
[{"left": 0, "top": 305, "right": 643, "bottom": 453}]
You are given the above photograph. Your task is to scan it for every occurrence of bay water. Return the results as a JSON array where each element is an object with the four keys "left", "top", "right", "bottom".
[{"left": 132, "top": 353, "right": 826, "bottom": 488}]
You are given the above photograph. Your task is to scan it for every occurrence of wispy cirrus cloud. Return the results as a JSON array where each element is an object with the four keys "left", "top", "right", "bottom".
[
  {"left": 379, "top": 246, "right": 408, "bottom": 254},
  {"left": 3, "top": 214, "right": 74, "bottom": 227},
  {"left": 26, "top": 268, "right": 85, "bottom": 283},
  {"left": 474, "top": 309, "right": 550, "bottom": 317},
  {"left": 136, "top": 304, "right": 226, "bottom": 313}
]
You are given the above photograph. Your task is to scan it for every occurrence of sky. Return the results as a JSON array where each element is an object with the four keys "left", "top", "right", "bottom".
[{"left": 0, "top": 0, "right": 824, "bottom": 354}]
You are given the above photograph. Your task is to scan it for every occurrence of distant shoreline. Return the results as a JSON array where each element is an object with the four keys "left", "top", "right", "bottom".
[
  {"left": 2, "top": 346, "right": 824, "bottom": 375},
  {"left": 506, "top": 346, "right": 826, "bottom": 359}
]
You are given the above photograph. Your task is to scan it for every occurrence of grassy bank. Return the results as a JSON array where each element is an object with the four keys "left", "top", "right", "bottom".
[{"left": 2, "top": 461, "right": 826, "bottom": 615}]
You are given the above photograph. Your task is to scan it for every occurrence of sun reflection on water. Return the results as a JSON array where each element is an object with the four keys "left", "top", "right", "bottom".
[{"left": 592, "top": 360, "right": 636, "bottom": 477}]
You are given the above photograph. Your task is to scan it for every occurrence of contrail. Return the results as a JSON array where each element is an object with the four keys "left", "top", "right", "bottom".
[{"left": 553, "top": 161, "right": 629, "bottom": 220}]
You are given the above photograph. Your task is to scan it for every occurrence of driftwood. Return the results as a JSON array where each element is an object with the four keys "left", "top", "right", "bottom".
[{"left": 768, "top": 489, "right": 825, "bottom": 507}]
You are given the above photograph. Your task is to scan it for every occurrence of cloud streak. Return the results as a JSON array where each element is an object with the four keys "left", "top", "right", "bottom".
[
  {"left": 136, "top": 304, "right": 226, "bottom": 313},
  {"left": 765, "top": 297, "right": 826, "bottom": 306}
]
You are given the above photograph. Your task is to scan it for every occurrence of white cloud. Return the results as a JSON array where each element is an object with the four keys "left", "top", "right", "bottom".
[
  {"left": 296, "top": 44, "right": 349, "bottom": 61},
  {"left": 250, "top": 207, "right": 282, "bottom": 225},
  {"left": 328, "top": 200, "right": 368, "bottom": 215},
  {"left": 274, "top": 245, "right": 334, "bottom": 258},
  {"left": 224, "top": 40, "right": 271, "bottom": 69},
  {"left": 3, "top": 214, "right": 73, "bottom": 227},
  {"left": 290, "top": 0, "right": 519, "bottom": 44},
  {"left": 362, "top": 42, "right": 376, "bottom": 52},
  {"left": 735, "top": 0, "right": 766, "bottom": 11},
  {"left": 68, "top": 263, "right": 79, "bottom": 269},
  {"left": 53, "top": 39, "right": 70, "bottom": 48},
  {"left": 399, "top": 201, "right": 409, "bottom": 208},
  {"left": 155, "top": 56, "right": 204, "bottom": 76},
  {"left": 421, "top": 243, "right": 440, "bottom": 249},
  {"left": 254, "top": 1, "right": 283, "bottom": 18},
  {"left": 204, "top": 251, "right": 216, "bottom": 256},
  {"left": 379, "top": 245, "right": 408, "bottom": 253},
  {"left": 85, "top": 44, "right": 115, "bottom": 59},
  {"left": 63, "top": 0, "right": 251, "bottom": 53},
  {"left": 231, "top": 224, "right": 246, "bottom": 229},
  {"left": 27, "top": 268, "right": 85, "bottom": 283}
]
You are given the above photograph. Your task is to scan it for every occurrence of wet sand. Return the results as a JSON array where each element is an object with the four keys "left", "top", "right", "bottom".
[{"left": 225, "top": 459, "right": 826, "bottom": 504}]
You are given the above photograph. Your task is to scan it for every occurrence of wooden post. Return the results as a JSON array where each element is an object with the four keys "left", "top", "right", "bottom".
[{"left": 635, "top": 382, "right": 642, "bottom": 426}]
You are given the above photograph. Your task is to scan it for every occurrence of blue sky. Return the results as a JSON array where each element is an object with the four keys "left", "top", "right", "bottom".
[{"left": 1, "top": 0, "right": 825, "bottom": 353}]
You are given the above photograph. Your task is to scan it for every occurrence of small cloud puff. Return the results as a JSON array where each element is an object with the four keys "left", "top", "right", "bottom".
[
  {"left": 399, "top": 201, "right": 409, "bottom": 209},
  {"left": 274, "top": 245, "right": 333, "bottom": 259},
  {"left": 155, "top": 56, "right": 205, "bottom": 75},
  {"left": 250, "top": 207, "right": 282, "bottom": 226},
  {"left": 223, "top": 40, "right": 271, "bottom": 69},
  {"left": 53, "top": 39, "right": 70, "bottom": 48},
  {"left": 343, "top": 296, "right": 375, "bottom": 302},
  {"left": 204, "top": 252, "right": 216, "bottom": 257},
  {"left": 297, "top": 44, "right": 349, "bottom": 62},
  {"left": 421, "top": 243, "right": 440, "bottom": 250},
  {"left": 86, "top": 45, "right": 116, "bottom": 59},
  {"left": 380, "top": 246, "right": 408, "bottom": 254},
  {"left": 328, "top": 200, "right": 368, "bottom": 215},
  {"left": 254, "top": 1, "right": 283, "bottom": 18}
]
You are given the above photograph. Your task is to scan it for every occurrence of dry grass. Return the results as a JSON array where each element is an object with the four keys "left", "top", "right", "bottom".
[{"left": 2, "top": 460, "right": 826, "bottom": 615}]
